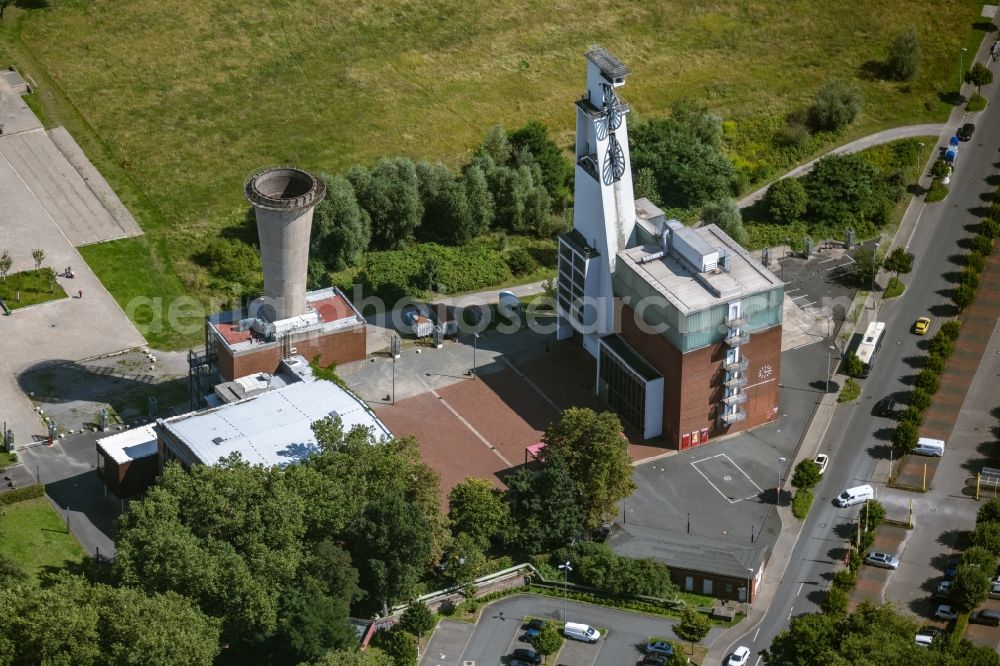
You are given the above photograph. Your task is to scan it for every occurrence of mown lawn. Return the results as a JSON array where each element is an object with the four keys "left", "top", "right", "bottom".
[
  {"left": 0, "top": 497, "right": 86, "bottom": 578},
  {"left": 0, "top": 269, "right": 68, "bottom": 310},
  {"left": 0, "top": 1, "right": 988, "bottom": 348}
]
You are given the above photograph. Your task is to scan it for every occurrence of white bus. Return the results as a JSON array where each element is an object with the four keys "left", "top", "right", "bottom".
[{"left": 855, "top": 321, "right": 886, "bottom": 378}]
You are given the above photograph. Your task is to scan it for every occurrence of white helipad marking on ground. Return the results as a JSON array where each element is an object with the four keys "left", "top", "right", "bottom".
[
  {"left": 691, "top": 456, "right": 734, "bottom": 503},
  {"left": 691, "top": 454, "right": 763, "bottom": 504}
]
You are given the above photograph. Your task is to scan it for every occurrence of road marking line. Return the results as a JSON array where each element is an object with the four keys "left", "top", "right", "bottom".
[
  {"left": 499, "top": 356, "right": 561, "bottom": 414},
  {"left": 753, "top": 627, "right": 761, "bottom": 642},
  {"left": 788, "top": 607, "right": 794, "bottom": 621},
  {"left": 754, "top": 657, "right": 762, "bottom": 666},
  {"left": 817, "top": 257, "right": 836, "bottom": 264},
  {"left": 416, "top": 375, "right": 512, "bottom": 467},
  {"left": 796, "top": 300, "right": 815, "bottom": 308},
  {"left": 723, "top": 454, "right": 765, "bottom": 493},
  {"left": 690, "top": 459, "right": 738, "bottom": 503},
  {"left": 797, "top": 581, "right": 804, "bottom": 596},
  {"left": 905, "top": 204, "right": 927, "bottom": 251}
]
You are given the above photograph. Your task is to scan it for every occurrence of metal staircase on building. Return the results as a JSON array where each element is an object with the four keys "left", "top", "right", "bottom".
[{"left": 719, "top": 316, "right": 749, "bottom": 426}]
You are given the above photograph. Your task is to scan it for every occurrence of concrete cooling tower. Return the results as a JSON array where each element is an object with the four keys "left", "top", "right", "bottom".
[{"left": 243, "top": 167, "right": 326, "bottom": 321}]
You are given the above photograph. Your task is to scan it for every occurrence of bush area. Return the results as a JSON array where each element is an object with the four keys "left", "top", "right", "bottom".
[
  {"left": 838, "top": 377, "right": 861, "bottom": 403},
  {"left": 745, "top": 138, "right": 931, "bottom": 250},
  {"left": 0, "top": 483, "right": 45, "bottom": 507},
  {"left": 792, "top": 489, "right": 814, "bottom": 520},
  {"left": 883, "top": 276, "right": 905, "bottom": 299},
  {"left": 926, "top": 179, "right": 949, "bottom": 202}
]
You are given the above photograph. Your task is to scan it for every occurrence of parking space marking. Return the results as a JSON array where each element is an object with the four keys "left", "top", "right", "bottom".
[
  {"left": 556, "top": 637, "right": 601, "bottom": 666},
  {"left": 691, "top": 454, "right": 763, "bottom": 504}
]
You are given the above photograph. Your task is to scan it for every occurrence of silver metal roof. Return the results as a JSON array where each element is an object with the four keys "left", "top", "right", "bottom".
[
  {"left": 159, "top": 380, "right": 391, "bottom": 468},
  {"left": 585, "top": 45, "right": 629, "bottom": 80},
  {"left": 96, "top": 424, "right": 158, "bottom": 465}
]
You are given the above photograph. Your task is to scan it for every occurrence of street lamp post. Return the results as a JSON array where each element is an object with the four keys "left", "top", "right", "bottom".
[
  {"left": 558, "top": 561, "right": 572, "bottom": 622},
  {"left": 960, "top": 47, "right": 969, "bottom": 94},
  {"left": 826, "top": 345, "right": 837, "bottom": 393},
  {"left": 776, "top": 457, "right": 787, "bottom": 503}
]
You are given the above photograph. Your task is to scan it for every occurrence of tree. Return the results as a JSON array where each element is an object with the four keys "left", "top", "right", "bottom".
[
  {"left": 441, "top": 532, "right": 487, "bottom": 590},
  {"left": 348, "top": 158, "right": 423, "bottom": 250},
  {"left": 966, "top": 62, "right": 994, "bottom": 95},
  {"left": 808, "top": 79, "right": 861, "bottom": 132},
  {"left": 673, "top": 607, "right": 712, "bottom": 655},
  {"left": 860, "top": 499, "right": 885, "bottom": 531},
  {"left": 463, "top": 164, "right": 494, "bottom": 236},
  {"left": 952, "top": 564, "right": 991, "bottom": 611},
  {"left": 311, "top": 173, "right": 371, "bottom": 271},
  {"left": 506, "top": 450, "right": 585, "bottom": 552},
  {"left": 509, "top": 120, "right": 571, "bottom": 202},
  {"left": 842, "top": 352, "right": 864, "bottom": 378},
  {"left": 850, "top": 246, "right": 883, "bottom": 290},
  {"left": 763, "top": 178, "right": 808, "bottom": 225},
  {"left": 0, "top": 250, "right": 11, "bottom": 283},
  {"left": 372, "top": 628, "right": 417, "bottom": 666},
  {"left": 977, "top": 499, "right": 1000, "bottom": 526},
  {"left": 633, "top": 167, "right": 659, "bottom": 205},
  {"left": 953, "top": 283, "right": 976, "bottom": 311},
  {"left": 479, "top": 124, "right": 512, "bottom": 165},
  {"left": 885, "top": 27, "right": 921, "bottom": 81},
  {"left": 882, "top": 247, "right": 914, "bottom": 278},
  {"left": 630, "top": 117, "right": 737, "bottom": 210},
  {"left": 971, "top": 521, "right": 1000, "bottom": 556},
  {"left": 892, "top": 420, "right": 919, "bottom": 453},
  {"left": 31, "top": 248, "right": 45, "bottom": 270},
  {"left": 540, "top": 408, "right": 636, "bottom": 529},
  {"left": 310, "top": 650, "right": 394, "bottom": 666},
  {"left": 671, "top": 98, "right": 723, "bottom": 148},
  {"left": 930, "top": 158, "right": 952, "bottom": 180},
  {"left": 963, "top": 546, "right": 997, "bottom": 572},
  {"left": 447, "top": 477, "right": 509, "bottom": 549},
  {"left": 531, "top": 622, "right": 563, "bottom": 662},
  {"left": 701, "top": 199, "right": 748, "bottom": 247},
  {"left": 804, "top": 155, "right": 881, "bottom": 227},
  {"left": 791, "top": 459, "right": 821, "bottom": 490},
  {"left": 416, "top": 162, "right": 475, "bottom": 245},
  {"left": 399, "top": 602, "right": 436, "bottom": 640},
  {"left": 822, "top": 586, "right": 850, "bottom": 616}
]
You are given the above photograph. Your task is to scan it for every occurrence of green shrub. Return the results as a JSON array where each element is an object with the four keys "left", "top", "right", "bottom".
[
  {"left": 897, "top": 405, "right": 923, "bottom": 425},
  {"left": 892, "top": 420, "right": 919, "bottom": 453},
  {"left": 914, "top": 369, "right": 940, "bottom": 394},
  {"left": 823, "top": 586, "right": 850, "bottom": 615},
  {"left": 923, "top": 354, "right": 945, "bottom": 376},
  {"left": 858, "top": 529, "right": 875, "bottom": 552},
  {"left": 838, "top": 377, "right": 861, "bottom": 402},
  {"left": 980, "top": 216, "right": 1000, "bottom": 239},
  {"left": 966, "top": 251, "right": 987, "bottom": 274},
  {"left": 883, "top": 276, "right": 904, "bottom": 299},
  {"left": 966, "top": 93, "right": 988, "bottom": 112},
  {"left": 971, "top": 233, "right": 995, "bottom": 256},
  {"left": 505, "top": 247, "right": 538, "bottom": 277},
  {"left": 928, "top": 334, "right": 955, "bottom": 359},
  {"left": 860, "top": 500, "right": 886, "bottom": 531},
  {"left": 808, "top": 79, "right": 861, "bottom": 132},
  {"left": 939, "top": 320, "right": 961, "bottom": 341},
  {"left": 926, "top": 179, "right": 948, "bottom": 202},
  {"left": 0, "top": 484, "right": 44, "bottom": 507},
  {"left": 792, "top": 489, "right": 814, "bottom": 519},
  {"left": 958, "top": 268, "right": 980, "bottom": 291},
  {"left": 907, "top": 387, "right": 932, "bottom": 412},
  {"left": 842, "top": 353, "right": 865, "bottom": 378},
  {"left": 953, "top": 283, "right": 976, "bottom": 311},
  {"left": 832, "top": 568, "right": 856, "bottom": 590},
  {"left": 848, "top": 550, "right": 863, "bottom": 573}
]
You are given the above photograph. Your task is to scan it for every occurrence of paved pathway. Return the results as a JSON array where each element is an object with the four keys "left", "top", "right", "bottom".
[{"left": 737, "top": 124, "right": 946, "bottom": 209}]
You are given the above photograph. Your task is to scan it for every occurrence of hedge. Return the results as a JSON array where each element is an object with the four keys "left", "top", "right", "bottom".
[
  {"left": 0, "top": 483, "right": 45, "bottom": 507},
  {"left": 792, "top": 489, "right": 814, "bottom": 520}
]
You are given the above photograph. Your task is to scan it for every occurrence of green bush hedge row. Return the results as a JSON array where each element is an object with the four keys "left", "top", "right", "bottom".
[
  {"left": 0, "top": 483, "right": 45, "bottom": 507},
  {"left": 791, "top": 489, "right": 814, "bottom": 520}
]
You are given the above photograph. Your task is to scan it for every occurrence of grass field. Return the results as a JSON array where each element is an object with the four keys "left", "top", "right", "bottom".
[
  {"left": 0, "top": 1, "right": 989, "bottom": 348},
  {"left": 0, "top": 269, "right": 68, "bottom": 310},
  {"left": 0, "top": 497, "right": 86, "bottom": 578}
]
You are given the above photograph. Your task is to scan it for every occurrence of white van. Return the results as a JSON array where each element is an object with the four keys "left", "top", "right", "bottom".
[
  {"left": 913, "top": 437, "right": 945, "bottom": 457},
  {"left": 835, "top": 484, "right": 874, "bottom": 507},
  {"left": 563, "top": 622, "right": 601, "bottom": 643}
]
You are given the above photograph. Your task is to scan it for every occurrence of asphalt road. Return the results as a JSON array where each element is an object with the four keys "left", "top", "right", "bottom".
[{"left": 724, "top": 80, "right": 1000, "bottom": 662}]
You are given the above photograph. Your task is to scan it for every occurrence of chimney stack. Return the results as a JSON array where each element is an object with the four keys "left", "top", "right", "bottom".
[{"left": 243, "top": 167, "right": 326, "bottom": 321}]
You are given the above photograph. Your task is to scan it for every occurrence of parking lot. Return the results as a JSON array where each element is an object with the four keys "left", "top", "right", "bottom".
[{"left": 421, "top": 593, "right": 726, "bottom": 666}]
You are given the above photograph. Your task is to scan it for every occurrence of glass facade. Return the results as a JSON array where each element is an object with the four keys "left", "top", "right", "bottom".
[
  {"left": 557, "top": 235, "right": 590, "bottom": 324},
  {"left": 598, "top": 342, "right": 647, "bottom": 432}
]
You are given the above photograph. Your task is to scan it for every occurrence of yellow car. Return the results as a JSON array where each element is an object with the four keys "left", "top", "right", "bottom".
[{"left": 914, "top": 317, "right": 931, "bottom": 335}]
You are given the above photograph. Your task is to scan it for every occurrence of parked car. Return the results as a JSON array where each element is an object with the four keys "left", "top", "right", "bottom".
[
  {"left": 913, "top": 316, "right": 931, "bottom": 336},
  {"left": 944, "top": 556, "right": 962, "bottom": 580},
  {"left": 510, "top": 648, "right": 542, "bottom": 664},
  {"left": 642, "top": 655, "right": 669, "bottom": 666},
  {"left": 915, "top": 625, "right": 943, "bottom": 647},
  {"left": 990, "top": 580, "right": 1000, "bottom": 600},
  {"left": 813, "top": 453, "right": 829, "bottom": 475},
  {"left": 864, "top": 551, "right": 900, "bottom": 569},
  {"left": 933, "top": 580, "right": 953, "bottom": 599},
  {"left": 970, "top": 609, "right": 1000, "bottom": 626},
  {"left": 935, "top": 605, "right": 959, "bottom": 620},
  {"left": 874, "top": 397, "right": 897, "bottom": 418},
  {"left": 509, "top": 660, "right": 532, "bottom": 666},
  {"left": 727, "top": 646, "right": 751, "bottom": 666},
  {"left": 958, "top": 123, "right": 976, "bottom": 141},
  {"left": 645, "top": 640, "right": 675, "bottom": 657}
]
